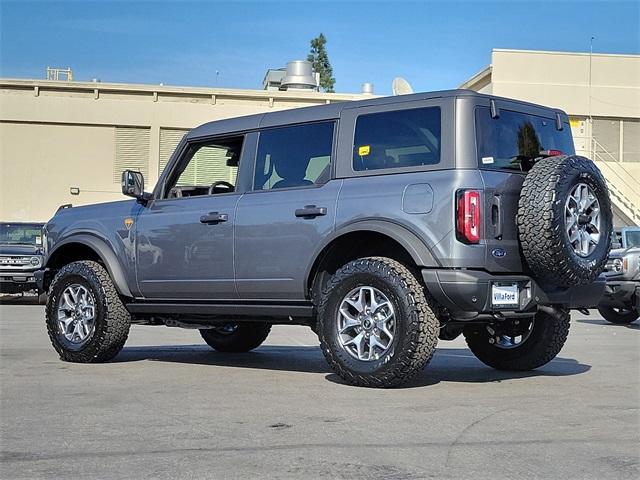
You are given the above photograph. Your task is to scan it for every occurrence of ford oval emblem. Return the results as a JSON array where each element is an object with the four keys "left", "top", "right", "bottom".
[{"left": 492, "top": 248, "right": 507, "bottom": 258}]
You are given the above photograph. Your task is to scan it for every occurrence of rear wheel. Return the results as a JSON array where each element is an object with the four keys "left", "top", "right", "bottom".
[
  {"left": 597, "top": 306, "right": 639, "bottom": 324},
  {"left": 318, "top": 257, "right": 438, "bottom": 388},
  {"left": 45, "top": 261, "right": 131, "bottom": 363},
  {"left": 200, "top": 323, "right": 271, "bottom": 352},
  {"left": 464, "top": 308, "right": 570, "bottom": 371}
]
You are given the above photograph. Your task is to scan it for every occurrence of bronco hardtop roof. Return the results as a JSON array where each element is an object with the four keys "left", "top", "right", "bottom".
[{"left": 187, "top": 89, "right": 566, "bottom": 140}]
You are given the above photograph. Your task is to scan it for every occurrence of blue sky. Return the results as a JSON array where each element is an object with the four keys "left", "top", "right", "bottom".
[{"left": 1, "top": 0, "right": 638, "bottom": 95}]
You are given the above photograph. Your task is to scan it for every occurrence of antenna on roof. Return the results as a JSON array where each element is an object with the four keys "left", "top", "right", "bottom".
[{"left": 392, "top": 77, "right": 414, "bottom": 96}]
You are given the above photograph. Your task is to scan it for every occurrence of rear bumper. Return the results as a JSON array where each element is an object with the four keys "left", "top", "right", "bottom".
[
  {"left": 598, "top": 280, "right": 639, "bottom": 309},
  {"left": 422, "top": 269, "right": 606, "bottom": 319}
]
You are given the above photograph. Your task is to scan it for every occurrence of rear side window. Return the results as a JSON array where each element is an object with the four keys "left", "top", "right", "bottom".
[
  {"left": 353, "top": 107, "right": 441, "bottom": 171},
  {"left": 475, "top": 107, "right": 575, "bottom": 171},
  {"left": 254, "top": 122, "right": 334, "bottom": 190}
]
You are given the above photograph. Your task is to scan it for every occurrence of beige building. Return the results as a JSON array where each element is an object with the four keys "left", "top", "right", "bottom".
[
  {"left": 0, "top": 78, "right": 366, "bottom": 221},
  {"left": 460, "top": 48, "right": 640, "bottom": 226},
  {"left": 2, "top": 49, "right": 638, "bottom": 225}
]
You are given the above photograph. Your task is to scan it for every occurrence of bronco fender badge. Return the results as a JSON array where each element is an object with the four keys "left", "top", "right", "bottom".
[
  {"left": 124, "top": 217, "right": 134, "bottom": 230},
  {"left": 492, "top": 248, "right": 507, "bottom": 258}
]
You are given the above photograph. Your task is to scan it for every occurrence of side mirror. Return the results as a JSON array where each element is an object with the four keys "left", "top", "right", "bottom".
[{"left": 121, "top": 170, "right": 148, "bottom": 202}]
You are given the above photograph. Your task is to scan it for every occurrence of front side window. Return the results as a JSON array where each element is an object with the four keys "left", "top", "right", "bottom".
[
  {"left": 254, "top": 122, "right": 334, "bottom": 190},
  {"left": 164, "top": 137, "right": 243, "bottom": 198},
  {"left": 475, "top": 107, "right": 575, "bottom": 171},
  {"left": 353, "top": 107, "right": 441, "bottom": 171}
]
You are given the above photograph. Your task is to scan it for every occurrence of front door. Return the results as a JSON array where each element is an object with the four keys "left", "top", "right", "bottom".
[
  {"left": 234, "top": 121, "right": 338, "bottom": 300},
  {"left": 135, "top": 136, "right": 244, "bottom": 299}
]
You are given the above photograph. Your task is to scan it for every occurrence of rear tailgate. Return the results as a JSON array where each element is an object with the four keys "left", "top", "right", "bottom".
[{"left": 480, "top": 170, "right": 526, "bottom": 273}]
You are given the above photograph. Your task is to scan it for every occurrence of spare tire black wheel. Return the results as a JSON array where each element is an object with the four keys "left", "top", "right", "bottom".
[{"left": 518, "top": 155, "right": 612, "bottom": 287}]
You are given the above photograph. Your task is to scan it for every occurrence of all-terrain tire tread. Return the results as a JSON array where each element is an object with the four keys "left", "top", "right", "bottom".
[
  {"left": 45, "top": 260, "right": 131, "bottom": 363},
  {"left": 464, "top": 308, "right": 571, "bottom": 371},
  {"left": 318, "top": 257, "right": 438, "bottom": 388},
  {"left": 517, "top": 155, "right": 611, "bottom": 287}
]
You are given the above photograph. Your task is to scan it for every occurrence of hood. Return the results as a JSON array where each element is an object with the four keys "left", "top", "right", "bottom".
[
  {"left": 0, "top": 244, "right": 43, "bottom": 256},
  {"left": 609, "top": 246, "right": 640, "bottom": 259}
]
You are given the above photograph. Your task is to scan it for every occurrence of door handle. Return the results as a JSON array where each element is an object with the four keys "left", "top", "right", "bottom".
[
  {"left": 200, "top": 212, "right": 228, "bottom": 224},
  {"left": 295, "top": 205, "right": 327, "bottom": 218}
]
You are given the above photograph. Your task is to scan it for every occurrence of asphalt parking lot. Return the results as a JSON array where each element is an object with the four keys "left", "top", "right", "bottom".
[{"left": 1, "top": 301, "right": 638, "bottom": 480}]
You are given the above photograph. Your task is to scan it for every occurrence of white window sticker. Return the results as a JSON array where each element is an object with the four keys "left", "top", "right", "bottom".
[{"left": 481, "top": 156, "right": 494, "bottom": 164}]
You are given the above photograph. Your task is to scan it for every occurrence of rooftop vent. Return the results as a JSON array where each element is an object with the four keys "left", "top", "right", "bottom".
[{"left": 280, "top": 60, "right": 319, "bottom": 91}]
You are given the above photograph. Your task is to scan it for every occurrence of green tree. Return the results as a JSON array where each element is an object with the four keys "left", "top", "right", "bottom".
[{"left": 307, "top": 33, "right": 335, "bottom": 92}]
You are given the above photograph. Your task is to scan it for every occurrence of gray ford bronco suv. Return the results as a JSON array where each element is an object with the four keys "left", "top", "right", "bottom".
[{"left": 37, "top": 90, "right": 613, "bottom": 387}]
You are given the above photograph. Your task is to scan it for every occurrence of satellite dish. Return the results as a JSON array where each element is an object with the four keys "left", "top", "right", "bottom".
[{"left": 392, "top": 77, "right": 414, "bottom": 95}]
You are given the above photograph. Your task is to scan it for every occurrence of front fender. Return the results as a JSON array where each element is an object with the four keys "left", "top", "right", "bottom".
[{"left": 46, "top": 234, "right": 134, "bottom": 298}]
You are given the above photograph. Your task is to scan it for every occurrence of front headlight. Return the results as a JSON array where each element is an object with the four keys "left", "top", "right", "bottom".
[
  {"left": 30, "top": 256, "right": 40, "bottom": 267},
  {"left": 611, "top": 258, "right": 623, "bottom": 272}
]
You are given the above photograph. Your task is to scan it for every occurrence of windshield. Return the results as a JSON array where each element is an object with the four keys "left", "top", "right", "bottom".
[
  {"left": 475, "top": 107, "right": 575, "bottom": 171},
  {"left": 623, "top": 229, "right": 640, "bottom": 248},
  {"left": 0, "top": 224, "right": 44, "bottom": 246}
]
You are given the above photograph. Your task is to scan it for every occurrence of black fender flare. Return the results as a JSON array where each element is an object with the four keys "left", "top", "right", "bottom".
[
  {"left": 305, "top": 219, "right": 441, "bottom": 289},
  {"left": 46, "top": 234, "right": 134, "bottom": 298}
]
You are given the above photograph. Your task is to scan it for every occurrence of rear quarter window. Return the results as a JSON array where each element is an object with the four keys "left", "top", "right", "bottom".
[
  {"left": 353, "top": 107, "right": 441, "bottom": 171},
  {"left": 475, "top": 106, "right": 575, "bottom": 171}
]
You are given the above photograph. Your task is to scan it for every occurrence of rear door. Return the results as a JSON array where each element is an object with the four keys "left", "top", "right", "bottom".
[{"left": 234, "top": 121, "right": 338, "bottom": 300}]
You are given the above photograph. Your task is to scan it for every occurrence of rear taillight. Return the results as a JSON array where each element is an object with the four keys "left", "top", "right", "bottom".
[{"left": 456, "top": 190, "right": 481, "bottom": 244}]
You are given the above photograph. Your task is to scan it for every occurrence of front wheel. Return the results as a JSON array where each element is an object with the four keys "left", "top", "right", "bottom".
[
  {"left": 464, "top": 308, "right": 570, "bottom": 371},
  {"left": 318, "top": 257, "right": 439, "bottom": 388},
  {"left": 45, "top": 261, "right": 131, "bottom": 363},
  {"left": 597, "top": 306, "right": 639, "bottom": 324}
]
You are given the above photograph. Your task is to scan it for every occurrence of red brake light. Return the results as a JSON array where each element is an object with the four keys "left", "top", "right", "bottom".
[
  {"left": 456, "top": 190, "right": 481, "bottom": 244},
  {"left": 540, "top": 149, "right": 563, "bottom": 157}
]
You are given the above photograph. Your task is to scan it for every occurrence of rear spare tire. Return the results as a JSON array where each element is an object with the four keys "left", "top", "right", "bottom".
[{"left": 518, "top": 155, "right": 612, "bottom": 287}]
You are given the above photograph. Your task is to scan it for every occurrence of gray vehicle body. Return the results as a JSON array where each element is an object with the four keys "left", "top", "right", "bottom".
[
  {"left": 37, "top": 90, "right": 604, "bottom": 324},
  {"left": 600, "top": 228, "right": 640, "bottom": 311}
]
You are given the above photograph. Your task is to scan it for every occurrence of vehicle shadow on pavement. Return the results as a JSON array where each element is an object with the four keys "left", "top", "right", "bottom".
[
  {"left": 575, "top": 318, "right": 639, "bottom": 330},
  {"left": 0, "top": 295, "right": 40, "bottom": 305},
  {"left": 114, "top": 345, "right": 591, "bottom": 388}
]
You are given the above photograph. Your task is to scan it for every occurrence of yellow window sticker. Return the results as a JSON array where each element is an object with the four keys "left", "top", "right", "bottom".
[{"left": 358, "top": 145, "right": 371, "bottom": 156}]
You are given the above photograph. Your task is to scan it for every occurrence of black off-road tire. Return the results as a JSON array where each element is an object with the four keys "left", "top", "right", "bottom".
[
  {"left": 597, "top": 306, "right": 639, "bottom": 324},
  {"left": 45, "top": 261, "right": 131, "bottom": 363},
  {"left": 518, "top": 155, "right": 612, "bottom": 287},
  {"left": 200, "top": 323, "right": 271, "bottom": 352},
  {"left": 464, "top": 308, "right": 570, "bottom": 371},
  {"left": 317, "top": 257, "right": 439, "bottom": 388}
]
